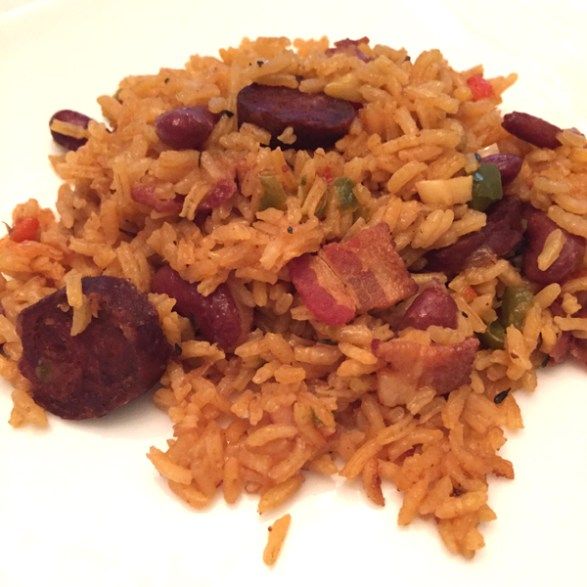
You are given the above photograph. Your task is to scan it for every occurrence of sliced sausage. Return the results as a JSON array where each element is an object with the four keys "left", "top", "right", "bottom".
[
  {"left": 522, "top": 208, "right": 585, "bottom": 284},
  {"left": 237, "top": 83, "right": 356, "bottom": 149},
  {"left": 18, "top": 276, "right": 172, "bottom": 420},
  {"left": 151, "top": 265, "right": 252, "bottom": 352}
]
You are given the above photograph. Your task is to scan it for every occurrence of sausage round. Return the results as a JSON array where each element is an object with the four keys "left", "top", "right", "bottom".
[
  {"left": 237, "top": 83, "right": 356, "bottom": 149},
  {"left": 18, "top": 276, "right": 172, "bottom": 420}
]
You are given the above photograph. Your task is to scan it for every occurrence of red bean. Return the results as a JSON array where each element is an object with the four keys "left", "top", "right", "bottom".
[
  {"left": 398, "top": 283, "right": 458, "bottom": 330},
  {"left": 49, "top": 109, "right": 92, "bottom": 150},
  {"left": 502, "top": 111, "right": 562, "bottom": 149},
  {"left": 237, "top": 83, "right": 356, "bottom": 149},
  {"left": 199, "top": 179, "right": 237, "bottom": 211},
  {"left": 131, "top": 184, "right": 183, "bottom": 214},
  {"left": 522, "top": 208, "right": 584, "bottom": 284},
  {"left": 480, "top": 153, "right": 523, "bottom": 186},
  {"left": 325, "top": 37, "right": 371, "bottom": 62},
  {"left": 426, "top": 197, "right": 524, "bottom": 275},
  {"left": 151, "top": 265, "right": 252, "bottom": 352},
  {"left": 155, "top": 106, "right": 218, "bottom": 150}
]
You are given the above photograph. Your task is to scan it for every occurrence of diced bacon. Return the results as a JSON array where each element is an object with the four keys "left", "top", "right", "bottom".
[
  {"left": 374, "top": 337, "right": 479, "bottom": 401},
  {"left": 131, "top": 183, "right": 183, "bottom": 214},
  {"left": 321, "top": 223, "right": 417, "bottom": 312},
  {"left": 199, "top": 179, "right": 237, "bottom": 211},
  {"left": 151, "top": 265, "right": 252, "bottom": 352},
  {"left": 10, "top": 217, "right": 40, "bottom": 242},
  {"left": 467, "top": 75, "right": 493, "bottom": 101},
  {"left": 288, "top": 254, "right": 356, "bottom": 326}
]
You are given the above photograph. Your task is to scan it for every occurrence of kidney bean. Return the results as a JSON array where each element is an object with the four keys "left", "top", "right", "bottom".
[
  {"left": 426, "top": 197, "right": 524, "bottom": 275},
  {"left": 155, "top": 106, "right": 218, "bottom": 150},
  {"left": 502, "top": 111, "right": 562, "bottom": 149},
  {"left": 325, "top": 37, "right": 371, "bottom": 62},
  {"left": 398, "top": 282, "right": 458, "bottom": 330},
  {"left": 131, "top": 183, "right": 183, "bottom": 214},
  {"left": 237, "top": 83, "right": 356, "bottom": 149},
  {"left": 522, "top": 207, "right": 585, "bottom": 284},
  {"left": 151, "top": 265, "right": 252, "bottom": 352},
  {"left": 480, "top": 153, "right": 523, "bottom": 186},
  {"left": 199, "top": 179, "right": 237, "bottom": 211},
  {"left": 49, "top": 109, "right": 92, "bottom": 150}
]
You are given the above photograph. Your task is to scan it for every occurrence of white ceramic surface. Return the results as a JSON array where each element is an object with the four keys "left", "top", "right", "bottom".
[{"left": 1, "top": 1, "right": 586, "bottom": 586}]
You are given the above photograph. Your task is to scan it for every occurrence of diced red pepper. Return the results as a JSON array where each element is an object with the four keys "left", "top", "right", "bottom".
[
  {"left": 467, "top": 75, "right": 493, "bottom": 101},
  {"left": 317, "top": 166, "right": 334, "bottom": 184},
  {"left": 10, "top": 217, "right": 40, "bottom": 242}
]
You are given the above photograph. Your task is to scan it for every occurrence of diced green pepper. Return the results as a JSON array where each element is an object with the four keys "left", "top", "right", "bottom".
[
  {"left": 315, "top": 193, "right": 328, "bottom": 219},
  {"left": 500, "top": 285, "right": 534, "bottom": 330},
  {"left": 478, "top": 320, "right": 506, "bottom": 349},
  {"left": 259, "top": 174, "right": 287, "bottom": 211},
  {"left": 470, "top": 164, "right": 503, "bottom": 212},
  {"left": 333, "top": 177, "right": 357, "bottom": 210}
]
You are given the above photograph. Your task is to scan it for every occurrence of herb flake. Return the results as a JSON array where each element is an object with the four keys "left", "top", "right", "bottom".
[{"left": 493, "top": 389, "right": 510, "bottom": 405}]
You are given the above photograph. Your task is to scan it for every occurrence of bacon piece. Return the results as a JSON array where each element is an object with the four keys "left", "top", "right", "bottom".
[
  {"left": 131, "top": 183, "right": 183, "bottom": 214},
  {"left": 151, "top": 265, "right": 252, "bottom": 352},
  {"left": 321, "top": 223, "right": 417, "bottom": 312},
  {"left": 288, "top": 254, "right": 356, "bottom": 326},
  {"left": 374, "top": 337, "right": 479, "bottom": 403},
  {"left": 398, "top": 282, "right": 458, "bottom": 330}
]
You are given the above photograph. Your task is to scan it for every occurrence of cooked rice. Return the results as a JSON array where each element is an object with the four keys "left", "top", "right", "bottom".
[
  {"left": 263, "top": 513, "right": 292, "bottom": 566},
  {"left": 1, "top": 37, "right": 587, "bottom": 561}
]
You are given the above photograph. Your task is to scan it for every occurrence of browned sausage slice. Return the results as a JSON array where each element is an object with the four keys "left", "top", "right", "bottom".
[
  {"left": 237, "top": 83, "right": 356, "bottom": 149},
  {"left": 18, "top": 276, "right": 172, "bottom": 420}
]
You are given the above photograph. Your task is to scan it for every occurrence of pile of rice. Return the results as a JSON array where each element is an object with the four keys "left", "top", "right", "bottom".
[{"left": 1, "top": 37, "right": 586, "bottom": 560}]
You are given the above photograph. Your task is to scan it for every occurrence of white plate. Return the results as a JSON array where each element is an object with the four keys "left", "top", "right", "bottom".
[{"left": 1, "top": 1, "right": 586, "bottom": 586}]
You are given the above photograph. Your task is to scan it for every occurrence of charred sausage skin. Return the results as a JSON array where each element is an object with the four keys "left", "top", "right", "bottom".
[{"left": 18, "top": 276, "right": 171, "bottom": 420}]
